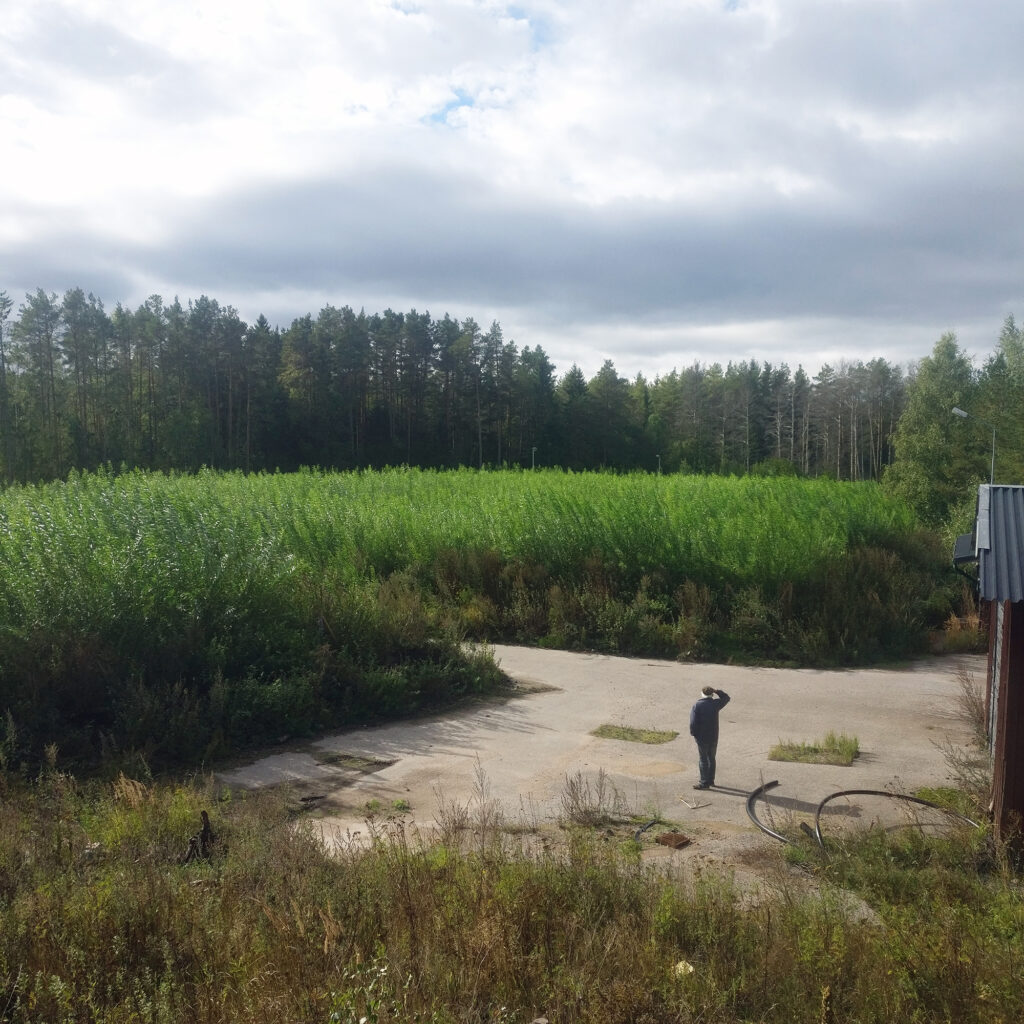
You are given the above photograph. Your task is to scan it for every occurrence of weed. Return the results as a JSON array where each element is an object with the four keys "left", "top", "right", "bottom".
[
  {"left": 591, "top": 724, "right": 679, "bottom": 744},
  {"left": 956, "top": 664, "right": 988, "bottom": 747},
  {"left": 926, "top": 666, "right": 993, "bottom": 814},
  {"left": 559, "top": 768, "right": 626, "bottom": 827},
  {"left": 770, "top": 731, "right": 860, "bottom": 766},
  {"left": 469, "top": 757, "right": 504, "bottom": 851},
  {"left": 432, "top": 786, "right": 470, "bottom": 846},
  {"left": 2, "top": 768, "right": 1023, "bottom": 1022}
]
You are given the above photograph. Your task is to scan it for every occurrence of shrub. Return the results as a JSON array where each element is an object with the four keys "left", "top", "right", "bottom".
[{"left": 0, "top": 468, "right": 954, "bottom": 767}]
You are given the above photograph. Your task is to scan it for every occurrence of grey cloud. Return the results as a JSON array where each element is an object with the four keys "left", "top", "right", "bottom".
[
  {"left": 7, "top": 125, "right": 1023, "bottom": 352},
  {"left": 5, "top": 0, "right": 1024, "bottom": 379},
  {"left": 5, "top": 233, "right": 142, "bottom": 308},
  {"left": 124, "top": 153, "right": 1023, "bottom": 330},
  {"left": 3, "top": 6, "right": 225, "bottom": 122},
  {"left": 618, "top": 0, "right": 1024, "bottom": 155}
]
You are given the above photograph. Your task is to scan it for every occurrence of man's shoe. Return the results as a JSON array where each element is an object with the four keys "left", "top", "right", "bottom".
[{"left": 693, "top": 783, "right": 709, "bottom": 790}]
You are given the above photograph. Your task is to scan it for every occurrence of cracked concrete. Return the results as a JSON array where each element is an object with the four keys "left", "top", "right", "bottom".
[{"left": 217, "top": 646, "right": 984, "bottom": 855}]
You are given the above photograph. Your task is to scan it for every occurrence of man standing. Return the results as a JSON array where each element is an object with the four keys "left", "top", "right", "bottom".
[{"left": 689, "top": 686, "right": 730, "bottom": 789}]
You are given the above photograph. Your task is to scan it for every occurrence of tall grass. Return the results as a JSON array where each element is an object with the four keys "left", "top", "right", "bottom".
[
  {"left": 1, "top": 768, "right": 1020, "bottom": 1023},
  {"left": 0, "top": 467, "right": 953, "bottom": 769}
]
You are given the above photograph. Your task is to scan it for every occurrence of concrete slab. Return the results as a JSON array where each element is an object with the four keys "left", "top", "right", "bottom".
[{"left": 216, "top": 646, "right": 984, "bottom": 844}]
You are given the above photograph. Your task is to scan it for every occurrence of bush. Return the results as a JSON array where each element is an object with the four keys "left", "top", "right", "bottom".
[{"left": 0, "top": 468, "right": 953, "bottom": 767}]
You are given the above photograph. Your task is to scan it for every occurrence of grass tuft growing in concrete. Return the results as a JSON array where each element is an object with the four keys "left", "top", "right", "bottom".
[
  {"left": 770, "top": 730, "right": 860, "bottom": 765},
  {"left": 591, "top": 724, "right": 679, "bottom": 744}
]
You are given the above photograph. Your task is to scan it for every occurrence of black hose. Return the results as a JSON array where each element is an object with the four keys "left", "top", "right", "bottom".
[
  {"left": 745, "top": 779, "right": 791, "bottom": 844},
  {"left": 812, "top": 789, "right": 980, "bottom": 852},
  {"left": 633, "top": 819, "right": 659, "bottom": 841}
]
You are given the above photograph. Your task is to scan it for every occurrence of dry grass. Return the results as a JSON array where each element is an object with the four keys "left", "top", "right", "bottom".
[
  {"left": 931, "top": 667, "right": 992, "bottom": 813},
  {"left": 559, "top": 768, "right": 627, "bottom": 827},
  {"left": 936, "top": 584, "right": 987, "bottom": 654},
  {"left": 591, "top": 724, "right": 679, "bottom": 744},
  {"left": 1, "top": 761, "right": 1022, "bottom": 1023},
  {"left": 957, "top": 663, "right": 988, "bottom": 747}
]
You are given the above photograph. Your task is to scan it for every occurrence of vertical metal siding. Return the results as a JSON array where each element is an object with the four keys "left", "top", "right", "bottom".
[{"left": 978, "top": 486, "right": 1024, "bottom": 603}]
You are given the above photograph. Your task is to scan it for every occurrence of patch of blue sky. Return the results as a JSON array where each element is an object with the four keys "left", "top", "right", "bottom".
[
  {"left": 425, "top": 89, "right": 475, "bottom": 126},
  {"left": 505, "top": 4, "right": 555, "bottom": 51}
]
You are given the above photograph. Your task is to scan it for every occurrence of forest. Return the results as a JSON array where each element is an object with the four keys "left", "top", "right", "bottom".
[
  {"left": 2, "top": 284, "right": 1023, "bottom": 524},
  {"left": 0, "top": 287, "right": 912, "bottom": 483}
]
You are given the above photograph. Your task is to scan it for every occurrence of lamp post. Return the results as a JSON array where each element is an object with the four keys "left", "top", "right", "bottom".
[
  {"left": 531, "top": 446, "right": 537, "bottom": 470},
  {"left": 952, "top": 407, "right": 996, "bottom": 485},
  {"left": 656, "top": 454, "right": 661, "bottom": 475}
]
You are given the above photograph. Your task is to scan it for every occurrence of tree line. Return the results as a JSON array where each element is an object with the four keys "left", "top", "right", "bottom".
[{"left": 0, "top": 286, "right": 918, "bottom": 484}]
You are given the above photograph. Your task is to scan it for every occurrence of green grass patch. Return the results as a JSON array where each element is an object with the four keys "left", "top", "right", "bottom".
[
  {"left": 592, "top": 724, "right": 679, "bottom": 744},
  {"left": 915, "top": 785, "right": 980, "bottom": 817},
  {"left": 769, "top": 730, "right": 860, "bottom": 765}
]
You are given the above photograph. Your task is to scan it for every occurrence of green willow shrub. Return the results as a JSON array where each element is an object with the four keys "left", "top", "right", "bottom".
[{"left": 0, "top": 467, "right": 957, "bottom": 768}]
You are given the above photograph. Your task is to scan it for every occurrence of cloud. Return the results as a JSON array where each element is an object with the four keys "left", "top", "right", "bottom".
[{"left": 3, "top": 0, "right": 1023, "bottom": 379}]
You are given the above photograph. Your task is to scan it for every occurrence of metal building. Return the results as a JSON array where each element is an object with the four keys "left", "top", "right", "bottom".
[{"left": 954, "top": 484, "right": 1024, "bottom": 838}]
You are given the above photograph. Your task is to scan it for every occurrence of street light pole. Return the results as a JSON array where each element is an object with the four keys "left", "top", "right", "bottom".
[
  {"left": 952, "top": 407, "right": 996, "bottom": 485},
  {"left": 531, "top": 446, "right": 537, "bottom": 470},
  {"left": 656, "top": 454, "right": 661, "bottom": 475}
]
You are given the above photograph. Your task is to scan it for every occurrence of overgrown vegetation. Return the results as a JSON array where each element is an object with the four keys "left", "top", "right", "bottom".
[
  {"left": 770, "top": 731, "right": 860, "bottom": 766},
  {"left": 0, "top": 467, "right": 963, "bottom": 769},
  {"left": 0, "top": 762, "right": 1020, "bottom": 1023}
]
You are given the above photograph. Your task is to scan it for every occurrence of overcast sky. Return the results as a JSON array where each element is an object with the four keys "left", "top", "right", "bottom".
[{"left": 3, "top": 0, "right": 1023, "bottom": 381}]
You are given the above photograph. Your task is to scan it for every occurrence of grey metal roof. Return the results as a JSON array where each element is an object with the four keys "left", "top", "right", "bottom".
[{"left": 976, "top": 484, "right": 1024, "bottom": 603}]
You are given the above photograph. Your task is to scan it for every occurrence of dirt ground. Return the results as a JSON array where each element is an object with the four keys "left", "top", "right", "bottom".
[{"left": 217, "top": 645, "right": 985, "bottom": 878}]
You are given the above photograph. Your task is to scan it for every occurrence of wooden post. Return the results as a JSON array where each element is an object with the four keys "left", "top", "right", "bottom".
[{"left": 993, "top": 601, "right": 1024, "bottom": 845}]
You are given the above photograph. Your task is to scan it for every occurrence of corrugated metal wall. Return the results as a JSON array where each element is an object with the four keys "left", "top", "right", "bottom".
[{"left": 979, "top": 486, "right": 1024, "bottom": 603}]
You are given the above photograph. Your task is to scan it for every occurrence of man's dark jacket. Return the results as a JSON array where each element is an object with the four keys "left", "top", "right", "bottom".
[{"left": 689, "top": 690, "right": 730, "bottom": 744}]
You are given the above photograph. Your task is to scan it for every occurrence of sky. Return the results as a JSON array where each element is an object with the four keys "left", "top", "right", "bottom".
[{"left": 3, "top": 0, "right": 1023, "bottom": 382}]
